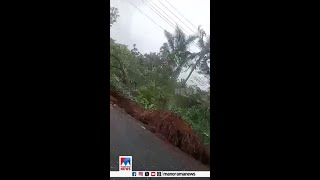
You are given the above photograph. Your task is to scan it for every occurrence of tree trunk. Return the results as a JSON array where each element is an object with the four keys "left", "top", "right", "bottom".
[
  {"left": 183, "top": 57, "right": 202, "bottom": 85},
  {"left": 184, "top": 64, "right": 196, "bottom": 85},
  {"left": 173, "top": 63, "right": 184, "bottom": 79}
]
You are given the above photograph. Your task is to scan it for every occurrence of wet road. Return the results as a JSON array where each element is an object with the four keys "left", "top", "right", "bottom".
[{"left": 110, "top": 105, "right": 210, "bottom": 179}]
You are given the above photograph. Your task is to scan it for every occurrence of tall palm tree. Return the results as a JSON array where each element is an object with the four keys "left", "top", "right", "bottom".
[
  {"left": 160, "top": 25, "right": 198, "bottom": 79},
  {"left": 183, "top": 26, "right": 210, "bottom": 85}
]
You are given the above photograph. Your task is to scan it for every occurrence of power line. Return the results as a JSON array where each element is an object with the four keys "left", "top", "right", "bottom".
[
  {"left": 159, "top": 1, "right": 210, "bottom": 52},
  {"left": 126, "top": 0, "right": 166, "bottom": 31},
  {"left": 141, "top": 0, "right": 176, "bottom": 31},
  {"left": 156, "top": 0, "right": 203, "bottom": 51},
  {"left": 123, "top": 0, "right": 208, "bottom": 84},
  {"left": 163, "top": 0, "right": 198, "bottom": 30},
  {"left": 154, "top": 0, "right": 201, "bottom": 51},
  {"left": 147, "top": 0, "right": 192, "bottom": 37},
  {"left": 157, "top": 0, "right": 197, "bottom": 35},
  {"left": 148, "top": 1, "right": 203, "bottom": 51},
  {"left": 142, "top": 0, "right": 202, "bottom": 51},
  {"left": 127, "top": 0, "right": 202, "bottom": 52},
  {"left": 147, "top": 0, "right": 202, "bottom": 51}
]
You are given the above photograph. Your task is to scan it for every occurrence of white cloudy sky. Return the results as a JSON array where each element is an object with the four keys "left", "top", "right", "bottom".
[{"left": 110, "top": 0, "right": 210, "bottom": 90}]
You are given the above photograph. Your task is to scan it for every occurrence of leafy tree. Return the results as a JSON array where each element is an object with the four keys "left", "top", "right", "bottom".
[
  {"left": 109, "top": 18, "right": 210, "bottom": 142},
  {"left": 131, "top": 44, "right": 140, "bottom": 56},
  {"left": 109, "top": 7, "right": 119, "bottom": 49},
  {"left": 110, "top": 7, "right": 119, "bottom": 27}
]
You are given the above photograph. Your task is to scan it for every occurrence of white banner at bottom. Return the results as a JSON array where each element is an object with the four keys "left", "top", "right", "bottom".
[{"left": 110, "top": 171, "right": 210, "bottom": 177}]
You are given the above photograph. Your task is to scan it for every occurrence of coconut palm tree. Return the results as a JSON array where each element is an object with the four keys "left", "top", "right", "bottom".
[
  {"left": 160, "top": 25, "right": 198, "bottom": 80},
  {"left": 183, "top": 26, "right": 210, "bottom": 85}
]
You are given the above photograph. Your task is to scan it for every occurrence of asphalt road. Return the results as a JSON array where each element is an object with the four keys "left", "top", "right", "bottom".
[{"left": 110, "top": 105, "right": 210, "bottom": 179}]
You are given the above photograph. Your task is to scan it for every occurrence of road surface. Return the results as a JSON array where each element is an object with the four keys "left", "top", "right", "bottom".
[{"left": 110, "top": 105, "right": 210, "bottom": 179}]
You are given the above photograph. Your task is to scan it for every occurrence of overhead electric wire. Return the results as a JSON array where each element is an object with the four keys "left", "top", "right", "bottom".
[
  {"left": 160, "top": 0, "right": 204, "bottom": 51},
  {"left": 163, "top": 0, "right": 199, "bottom": 30},
  {"left": 123, "top": 0, "right": 208, "bottom": 84},
  {"left": 146, "top": 0, "right": 192, "bottom": 36},
  {"left": 157, "top": 0, "right": 197, "bottom": 35},
  {"left": 126, "top": 0, "right": 166, "bottom": 31},
  {"left": 127, "top": 0, "right": 202, "bottom": 52},
  {"left": 141, "top": 0, "right": 176, "bottom": 31},
  {"left": 142, "top": 0, "right": 202, "bottom": 51},
  {"left": 148, "top": 0, "right": 202, "bottom": 50}
]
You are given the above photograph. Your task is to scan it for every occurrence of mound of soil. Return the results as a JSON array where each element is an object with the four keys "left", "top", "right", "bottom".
[{"left": 110, "top": 90, "right": 210, "bottom": 166}]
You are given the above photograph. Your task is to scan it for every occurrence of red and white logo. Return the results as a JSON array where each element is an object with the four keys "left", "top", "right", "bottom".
[
  {"left": 119, "top": 156, "right": 132, "bottom": 171},
  {"left": 151, "top": 172, "right": 156, "bottom": 176}
]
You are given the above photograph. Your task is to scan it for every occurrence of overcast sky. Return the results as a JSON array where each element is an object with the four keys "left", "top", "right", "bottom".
[{"left": 110, "top": 0, "right": 210, "bottom": 90}]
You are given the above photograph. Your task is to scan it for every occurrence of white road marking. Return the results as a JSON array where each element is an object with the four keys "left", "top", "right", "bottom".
[{"left": 141, "top": 126, "right": 146, "bottom": 130}]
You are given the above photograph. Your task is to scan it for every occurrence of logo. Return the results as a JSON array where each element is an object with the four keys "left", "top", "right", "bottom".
[
  {"left": 145, "top": 172, "right": 149, "bottom": 176},
  {"left": 157, "top": 172, "right": 162, "bottom": 176},
  {"left": 132, "top": 172, "right": 136, "bottom": 176},
  {"left": 119, "top": 156, "right": 132, "bottom": 171},
  {"left": 138, "top": 172, "right": 143, "bottom": 176},
  {"left": 175, "top": 87, "right": 197, "bottom": 96},
  {"left": 151, "top": 172, "right": 156, "bottom": 176}
]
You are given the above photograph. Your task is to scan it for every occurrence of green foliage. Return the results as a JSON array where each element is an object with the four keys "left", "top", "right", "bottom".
[
  {"left": 109, "top": 24, "right": 211, "bottom": 143},
  {"left": 170, "top": 105, "right": 210, "bottom": 144},
  {"left": 160, "top": 25, "right": 198, "bottom": 79},
  {"left": 110, "top": 7, "right": 119, "bottom": 27}
]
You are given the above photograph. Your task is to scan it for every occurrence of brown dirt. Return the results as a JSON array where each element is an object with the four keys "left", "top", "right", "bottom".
[{"left": 110, "top": 90, "right": 210, "bottom": 166}]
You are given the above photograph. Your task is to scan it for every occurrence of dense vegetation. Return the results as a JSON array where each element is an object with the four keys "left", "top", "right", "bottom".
[{"left": 110, "top": 7, "right": 210, "bottom": 144}]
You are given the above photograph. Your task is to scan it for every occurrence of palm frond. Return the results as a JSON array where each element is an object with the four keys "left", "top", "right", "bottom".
[
  {"left": 160, "top": 43, "right": 170, "bottom": 53},
  {"left": 197, "top": 26, "right": 207, "bottom": 48},
  {"left": 185, "top": 35, "right": 198, "bottom": 49},
  {"left": 173, "top": 25, "right": 187, "bottom": 51},
  {"left": 175, "top": 35, "right": 196, "bottom": 53},
  {"left": 164, "top": 30, "right": 175, "bottom": 51},
  {"left": 205, "top": 35, "right": 210, "bottom": 50}
]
